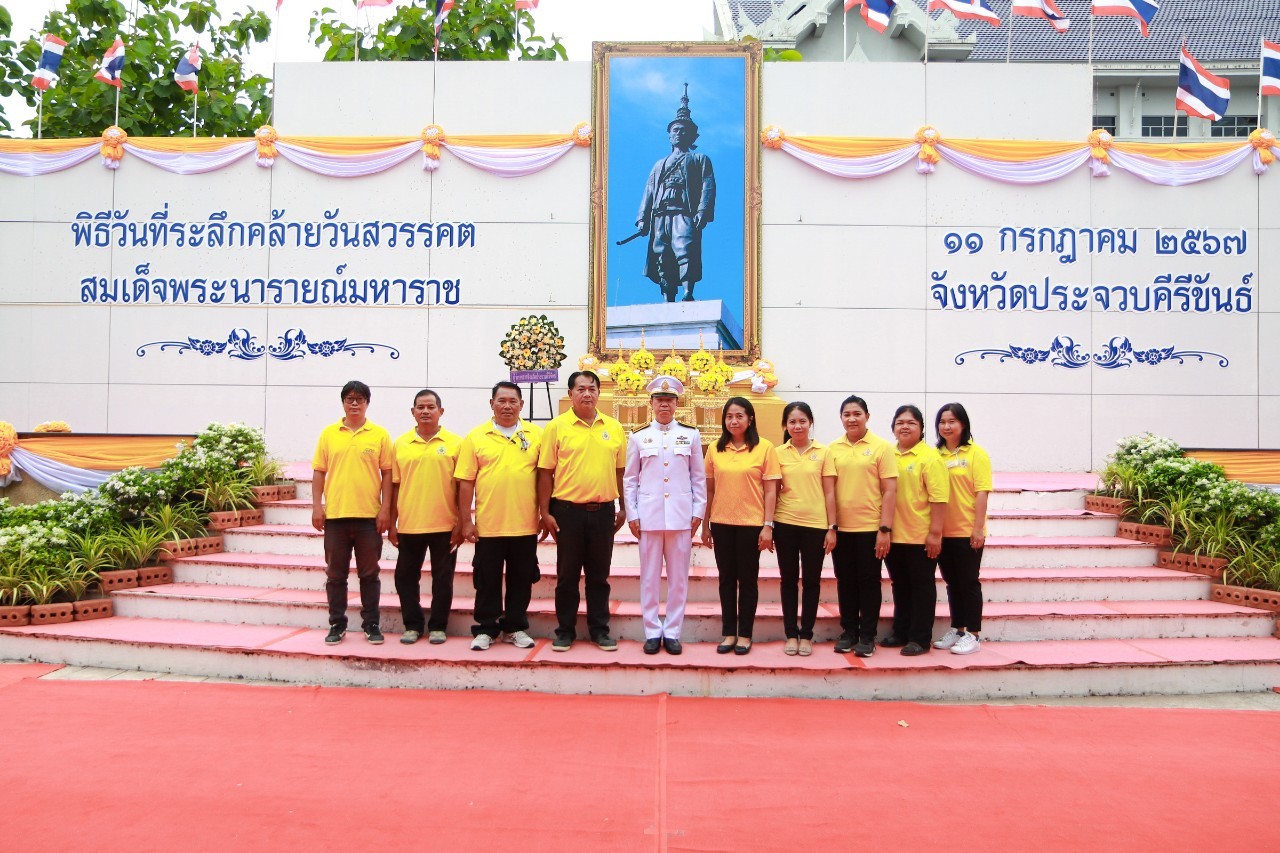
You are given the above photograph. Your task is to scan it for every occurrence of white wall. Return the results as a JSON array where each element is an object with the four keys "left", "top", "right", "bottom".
[{"left": 0, "top": 60, "right": 1271, "bottom": 470}]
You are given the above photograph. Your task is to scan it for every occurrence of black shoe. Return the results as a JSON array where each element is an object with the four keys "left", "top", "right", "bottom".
[
  {"left": 663, "top": 638, "right": 683, "bottom": 655},
  {"left": 643, "top": 638, "right": 662, "bottom": 655},
  {"left": 324, "top": 625, "right": 345, "bottom": 645},
  {"left": 833, "top": 633, "right": 854, "bottom": 654},
  {"left": 853, "top": 640, "right": 875, "bottom": 658},
  {"left": 594, "top": 633, "right": 619, "bottom": 652},
  {"left": 364, "top": 626, "right": 385, "bottom": 645},
  {"left": 552, "top": 633, "right": 573, "bottom": 652},
  {"left": 880, "top": 634, "right": 908, "bottom": 648},
  {"left": 734, "top": 640, "right": 752, "bottom": 656},
  {"left": 901, "top": 642, "right": 929, "bottom": 656},
  {"left": 716, "top": 638, "right": 736, "bottom": 654}
]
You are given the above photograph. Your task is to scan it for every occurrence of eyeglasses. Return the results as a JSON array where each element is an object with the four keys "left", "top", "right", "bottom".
[{"left": 343, "top": 397, "right": 368, "bottom": 405}]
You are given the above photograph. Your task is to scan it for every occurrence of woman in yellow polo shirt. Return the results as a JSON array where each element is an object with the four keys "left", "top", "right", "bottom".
[
  {"left": 702, "top": 396, "right": 781, "bottom": 656},
  {"left": 774, "top": 402, "right": 827, "bottom": 657},
  {"left": 932, "top": 402, "right": 993, "bottom": 656},
  {"left": 881, "top": 404, "right": 949, "bottom": 656},
  {"left": 822, "top": 395, "right": 897, "bottom": 658}
]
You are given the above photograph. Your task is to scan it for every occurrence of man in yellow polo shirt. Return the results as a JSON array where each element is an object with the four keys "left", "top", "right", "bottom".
[
  {"left": 312, "top": 380, "right": 394, "bottom": 646},
  {"left": 538, "top": 370, "right": 627, "bottom": 651},
  {"left": 389, "top": 389, "right": 462, "bottom": 646},
  {"left": 456, "top": 381, "right": 543, "bottom": 651}
]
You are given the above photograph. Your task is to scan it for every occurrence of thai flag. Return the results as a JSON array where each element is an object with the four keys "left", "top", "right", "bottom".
[
  {"left": 1092, "top": 0, "right": 1158, "bottom": 38},
  {"left": 434, "top": 0, "right": 455, "bottom": 38},
  {"left": 1011, "top": 0, "right": 1070, "bottom": 33},
  {"left": 31, "top": 34, "right": 67, "bottom": 91},
  {"left": 1263, "top": 40, "right": 1280, "bottom": 97},
  {"left": 1176, "top": 45, "right": 1230, "bottom": 121},
  {"left": 357, "top": 0, "right": 395, "bottom": 7},
  {"left": 845, "top": 0, "right": 897, "bottom": 34},
  {"left": 173, "top": 44, "right": 201, "bottom": 92},
  {"left": 929, "top": 0, "right": 1001, "bottom": 26},
  {"left": 515, "top": 0, "right": 540, "bottom": 8},
  {"left": 94, "top": 38, "right": 126, "bottom": 88}
]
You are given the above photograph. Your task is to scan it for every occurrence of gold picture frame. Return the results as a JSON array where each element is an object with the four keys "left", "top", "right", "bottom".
[{"left": 589, "top": 41, "right": 762, "bottom": 363}]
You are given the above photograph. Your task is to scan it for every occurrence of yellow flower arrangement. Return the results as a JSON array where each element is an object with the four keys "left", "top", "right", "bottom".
[
  {"left": 577, "top": 353, "right": 601, "bottom": 372},
  {"left": 659, "top": 351, "right": 688, "bottom": 383},
  {"left": 694, "top": 370, "right": 725, "bottom": 395},
  {"left": 615, "top": 369, "right": 647, "bottom": 394},
  {"left": 499, "top": 315, "right": 566, "bottom": 372},
  {"left": 688, "top": 345, "right": 715, "bottom": 374},
  {"left": 34, "top": 421, "right": 71, "bottom": 433},
  {"left": 609, "top": 351, "right": 630, "bottom": 382},
  {"left": 714, "top": 354, "right": 736, "bottom": 382}
]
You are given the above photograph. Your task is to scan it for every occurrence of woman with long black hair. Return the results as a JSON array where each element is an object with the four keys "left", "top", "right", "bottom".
[{"left": 933, "top": 403, "right": 992, "bottom": 655}]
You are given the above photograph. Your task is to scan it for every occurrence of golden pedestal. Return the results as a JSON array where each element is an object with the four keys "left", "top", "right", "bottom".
[{"left": 557, "top": 382, "right": 788, "bottom": 446}]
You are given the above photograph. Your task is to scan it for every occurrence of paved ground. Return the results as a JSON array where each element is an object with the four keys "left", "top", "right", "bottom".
[{"left": 33, "top": 664, "right": 1280, "bottom": 710}]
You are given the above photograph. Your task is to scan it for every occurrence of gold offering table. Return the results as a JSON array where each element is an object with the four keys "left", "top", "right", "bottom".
[{"left": 556, "top": 383, "right": 787, "bottom": 446}]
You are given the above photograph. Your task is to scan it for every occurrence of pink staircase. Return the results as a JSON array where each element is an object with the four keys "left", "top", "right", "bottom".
[{"left": 1, "top": 471, "right": 1278, "bottom": 701}]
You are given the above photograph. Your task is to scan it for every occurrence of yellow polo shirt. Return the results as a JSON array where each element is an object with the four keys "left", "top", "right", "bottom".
[
  {"left": 705, "top": 439, "right": 782, "bottom": 526},
  {"left": 312, "top": 419, "right": 393, "bottom": 519},
  {"left": 822, "top": 431, "right": 897, "bottom": 533},
  {"left": 775, "top": 440, "right": 827, "bottom": 529},
  {"left": 891, "top": 443, "right": 950, "bottom": 545},
  {"left": 455, "top": 419, "right": 543, "bottom": 538},
  {"left": 937, "top": 441, "right": 994, "bottom": 538},
  {"left": 392, "top": 427, "right": 462, "bottom": 534},
  {"left": 537, "top": 409, "right": 626, "bottom": 503}
]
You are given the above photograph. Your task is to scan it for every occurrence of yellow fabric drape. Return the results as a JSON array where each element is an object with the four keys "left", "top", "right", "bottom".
[
  {"left": 127, "top": 137, "right": 253, "bottom": 153},
  {"left": 1184, "top": 450, "right": 1280, "bottom": 485},
  {"left": 276, "top": 136, "right": 418, "bottom": 154},
  {"left": 0, "top": 139, "right": 98, "bottom": 153},
  {"left": 784, "top": 136, "right": 915, "bottom": 158},
  {"left": 446, "top": 133, "right": 573, "bottom": 148},
  {"left": 18, "top": 435, "right": 191, "bottom": 470},
  {"left": 940, "top": 138, "right": 1087, "bottom": 161},
  {"left": 1111, "top": 141, "right": 1247, "bottom": 161}
]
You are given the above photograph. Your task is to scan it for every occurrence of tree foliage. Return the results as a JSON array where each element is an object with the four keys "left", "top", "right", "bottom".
[
  {"left": 310, "top": 0, "right": 566, "bottom": 63},
  {"left": 1, "top": 0, "right": 271, "bottom": 139}
]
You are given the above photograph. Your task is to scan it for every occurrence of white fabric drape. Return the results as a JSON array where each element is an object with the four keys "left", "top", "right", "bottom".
[
  {"left": 273, "top": 140, "right": 421, "bottom": 177},
  {"left": 442, "top": 141, "right": 576, "bottom": 178},
  {"left": 123, "top": 141, "right": 256, "bottom": 175},
  {"left": 1108, "top": 146, "right": 1254, "bottom": 187},
  {"left": 0, "top": 144, "right": 98, "bottom": 176},
  {"left": 9, "top": 447, "right": 114, "bottom": 494},
  {"left": 778, "top": 141, "right": 920, "bottom": 179},
  {"left": 938, "top": 146, "right": 1092, "bottom": 184}
]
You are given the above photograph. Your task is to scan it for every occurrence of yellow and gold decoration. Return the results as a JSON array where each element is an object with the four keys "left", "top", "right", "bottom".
[
  {"left": 0, "top": 421, "right": 16, "bottom": 477},
  {"left": 659, "top": 347, "right": 689, "bottom": 384},
  {"left": 499, "top": 315, "right": 566, "bottom": 372},
  {"left": 255, "top": 125, "right": 279, "bottom": 167},
  {"left": 749, "top": 358, "right": 779, "bottom": 394},
  {"left": 1251, "top": 128, "right": 1275, "bottom": 167},
  {"left": 34, "top": 421, "right": 72, "bottom": 433},
  {"left": 688, "top": 340, "right": 716, "bottom": 375},
  {"left": 628, "top": 332, "right": 656, "bottom": 375},
  {"left": 100, "top": 125, "right": 127, "bottom": 169},
  {"left": 572, "top": 121, "right": 593, "bottom": 147},
  {"left": 577, "top": 353, "right": 602, "bottom": 373}
]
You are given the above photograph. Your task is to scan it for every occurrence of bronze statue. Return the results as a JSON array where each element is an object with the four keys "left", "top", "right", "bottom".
[{"left": 634, "top": 84, "right": 716, "bottom": 303}]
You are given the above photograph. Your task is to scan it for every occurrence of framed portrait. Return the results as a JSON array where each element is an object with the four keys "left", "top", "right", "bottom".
[{"left": 589, "top": 41, "right": 762, "bottom": 362}]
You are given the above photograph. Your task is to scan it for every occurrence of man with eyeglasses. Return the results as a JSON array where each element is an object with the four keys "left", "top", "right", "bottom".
[
  {"left": 312, "top": 380, "right": 394, "bottom": 646},
  {"left": 455, "top": 382, "right": 544, "bottom": 651}
]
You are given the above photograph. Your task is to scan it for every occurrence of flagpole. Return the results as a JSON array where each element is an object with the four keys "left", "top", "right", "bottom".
[
  {"left": 192, "top": 86, "right": 198, "bottom": 137},
  {"left": 1259, "top": 37, "right": 1266, "bottom": 128},
  {"left": 843, "top": 5, "right": 847, "bottom": 62},
  {"left": 1006, "top": 19, "right": 1012, "bottom": 65},
  {"left": 1087, "top": 13, "right": 1094, "bottom": 66},
  {"left": 114, "top": 86, "right": 120, "bottom": 127},
  {"left": 37, "top": 91, "right": 43, "bottom": 139}
]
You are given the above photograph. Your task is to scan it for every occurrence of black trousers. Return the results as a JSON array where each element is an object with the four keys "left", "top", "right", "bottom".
[
  {"left": 323, "top": 518, "right": 382, "bottom": 631},
  {"left": 831, "top": 530, "right": 882, "bottom": 642},
  {"left": 774, "top": 521, "right": 825, "bottom": 640},
  {"left": 711, "top": 522, "right": 762, "bottom": 638},
  {"left": 393, "top": 531, "right": 455, "bottom": 634},
  {"left": 885, "top": 543, "right": 939, "bottom": 647},
  {"left": 472, "top": 534, "right": 539, "bottom": 638},
  {"left": 550, "top": 498, "right": 615, "bottom": 640},
  {"left": 938, "top": 537, "right": 985, "bottom": 632}
]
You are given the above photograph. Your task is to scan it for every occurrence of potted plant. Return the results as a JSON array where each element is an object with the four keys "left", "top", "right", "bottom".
[
  {"left": 0, "top": 568, "right": 30, "bottom": 626},
  {"left": 146, "top": 504, "right": 205, "bottom": 560},
  {"left": 1212, "top": 525, "right": 1280, "bottom": 613},
  {"left": 22, "top": 562, "right": 74, "bottom": 625},
  {"left": 62, "top": 567, "right": 114, "bottom": 620},
  {"left": 67, "top": 529, "right": 139, "bottom": 591},
  {"left": 1161, "top": 507, "right": 1237, "bottom": 577},
  {"left": 196, "top": 469, "right": 262, "bottom": 530},
  {"left": 108, "top": 525, "right": 173, "bottom": 586},
  {"left": 245, "top": 456, "right": 285, "bottom": 504}
]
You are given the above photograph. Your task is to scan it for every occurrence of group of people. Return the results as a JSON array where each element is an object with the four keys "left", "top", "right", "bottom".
[{"left": 310, "top": 373, "right": 992, "bottom": 658}]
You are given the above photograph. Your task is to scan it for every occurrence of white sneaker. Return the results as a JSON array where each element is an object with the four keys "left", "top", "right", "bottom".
[
  {"left": 933, "top": 628, "right": 962, "bottom": 650},
  {"left": 503, "top": 630, "right": 535, "bottom": 649},
  {"left": 470, "top": 633, "right": 492, "bottom": 651},
  {"left": 950, "top": 632, "right": 981, "bottom": 655}
]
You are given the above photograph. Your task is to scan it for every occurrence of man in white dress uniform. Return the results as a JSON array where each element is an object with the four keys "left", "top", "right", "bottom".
[{"left": 623, "top": 375, "right": 707, "bottom": 654}]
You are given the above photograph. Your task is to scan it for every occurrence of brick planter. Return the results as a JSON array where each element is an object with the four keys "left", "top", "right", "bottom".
[
  {"left": 157, "top": 539, "right": 198, "bottom": 561},
  {"left": 1157, "top": 551, "right": 1228, "bottom": 578},
  {"left": 195, "top": 536, "right": 224, "bottom": 555},
  {"left": 250, "top": 485, "right": 281, "bottom": 504},
  {"left": 1084, "top": 495, "right": 1131, "bottom": 516},
  {"left": 0, "top": 604, "right": 31, "bottom": 627},
  {"left": 1211, "top": 584, "right": 1280, "bottom": 614},
  {"left": 1116, "top": 521, "right": 1174, "bottom": 547},
  {"left": 207, "top": 508, "right": 265, "bottom": 531},
  {"left": 72, "top": 599, "right": 114, "bottom": 621},
  {"left": 136, "top": 565, "right": 174, "bottom": 587},
  {"left": 277, "top": 483, "right": 297, "bottom": 501},
  {"left": 30, "top": 603, "right": 74, "bottom": 625},
  {"left": 98, "top": 569, "right": 139, "bottom": 591}
]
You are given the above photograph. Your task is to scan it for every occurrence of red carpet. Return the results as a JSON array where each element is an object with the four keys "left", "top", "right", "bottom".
[
  {"left": 1, "top": 679, "right": 1275, "bottom": 851},
  {"left": 0, "top": 661, "right": 61, "bottom": 686}
]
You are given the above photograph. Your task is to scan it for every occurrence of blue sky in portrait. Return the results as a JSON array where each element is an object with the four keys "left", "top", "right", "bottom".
[{"left": 605, "top": 54, "right": 746, "bottom": 326}]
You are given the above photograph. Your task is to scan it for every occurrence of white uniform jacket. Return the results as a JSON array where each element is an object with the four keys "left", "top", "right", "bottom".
[{"left": 623, "top": 421, "right": 707, "bottom": 531}]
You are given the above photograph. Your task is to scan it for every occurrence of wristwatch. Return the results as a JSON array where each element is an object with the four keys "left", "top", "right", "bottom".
[
  {"left": 763, "top": 521, "right": 774, "bottom": 528},
  {"left": 878, "top": 525, "right": 892, "bottom": 534},
  {"left": 830, "top": 524, "right": 839, "bottom": 531}
]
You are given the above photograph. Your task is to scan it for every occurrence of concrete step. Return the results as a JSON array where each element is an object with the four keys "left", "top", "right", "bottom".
[
  {"left": 260, "top": 503, "right": 1118, "bottom": 538},
  {"left": 173, "top": 552, "right": 1208, "bottom": 603},
  {"left": 110, "top": 583, "right": 1277, "bottom": 643},
  {"left": 2, "top": 617, "right": 1278, "bottom": 701},
  {"left": 221, "top": 525, "right": 1157, "bottom": 570}
]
